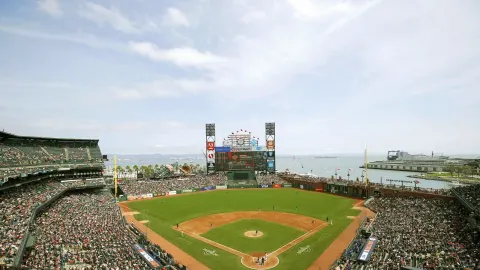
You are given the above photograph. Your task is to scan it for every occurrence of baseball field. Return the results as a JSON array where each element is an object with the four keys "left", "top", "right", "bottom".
[{"left": 122, "top": 188, "right": 362, "bottom": 270}]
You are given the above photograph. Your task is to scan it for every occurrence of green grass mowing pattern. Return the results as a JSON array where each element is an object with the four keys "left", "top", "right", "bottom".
[
  {"left": 202, "top": 219, "right": 304, "bottom": 254},
  {"left": 127, "top": 189, "right": 359, "bottom": 269}
]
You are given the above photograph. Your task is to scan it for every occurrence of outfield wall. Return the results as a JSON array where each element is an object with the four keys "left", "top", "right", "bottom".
[{"left": 281, "top": 176, "right": 455, "bottom": 200}]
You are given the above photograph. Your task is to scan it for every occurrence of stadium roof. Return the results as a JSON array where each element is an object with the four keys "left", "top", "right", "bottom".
[{"left": 0, "top": 130, "right": 99, "bottom": 143}]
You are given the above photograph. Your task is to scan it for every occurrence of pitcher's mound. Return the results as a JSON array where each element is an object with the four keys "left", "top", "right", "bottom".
[{"left": 244, "top": 231, "right": 263, "bottom": 238}]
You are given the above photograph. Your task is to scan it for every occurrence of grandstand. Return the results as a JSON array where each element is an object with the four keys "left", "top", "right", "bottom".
[{"left": 0, "top": 131, "right": 104, "bottom": 182}]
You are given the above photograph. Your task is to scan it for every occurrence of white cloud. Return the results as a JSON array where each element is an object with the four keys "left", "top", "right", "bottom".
[
  {"left": 0, "top": 25, "right": 125, "bottom": 51},
  {"left": 162, "top": 8, "right": 190, "bottom": 27},
  {"left": 128, "top": 42, "right": 227, "bottom": 69},
  {"left": 79, "top": 2, "right": 157, "bottom": 34},
  {"left": 37, "top": 0, "right": 63, "bottom": 17},
  {"left": 240, "top": 11, "right": 266, "bottom": 24}
]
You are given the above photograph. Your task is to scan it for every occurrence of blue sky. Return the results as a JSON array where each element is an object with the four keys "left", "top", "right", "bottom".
[{"left": 0, "top": 0, "right": 479, "bottom": 155}]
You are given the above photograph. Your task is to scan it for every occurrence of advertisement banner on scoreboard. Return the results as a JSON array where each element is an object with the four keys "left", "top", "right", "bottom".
[
  {"left": 231, "top": 147, "right": 253, "bottom": 152},
  {"left": 207, "top": 142, "right": 215, "bottom": 151},
  {"left": 255, "top": 146, "right": 267, "bottom": 151},
  {"left": 266, "top": 151, "right": 275, "bottom": 158},
  {"left": 215, "top": 146, "right": 231, "bottom": 153},
  {"left": 267, "top": 160, "right": 275, "bottom": 172},
  {"left": 283, "top": 184, "right": 292, "bottom": 188},
  {"left": 207, "top": 152, "right": 215, "bottom": 162},
  {"left": 216, "top": 185, "right": 227, "bottom": 189},
  {"left": 358, "top": 237, "right": 377, "bottom": 261},
  {"left": 273, "top": 184, "right": 282, "bottom": 188},
  {"left": 266, "top": 140, "right": 275, "bottom": 149},
  {"left": 182, "top": 189, "right": 193, "bottom": 193}
]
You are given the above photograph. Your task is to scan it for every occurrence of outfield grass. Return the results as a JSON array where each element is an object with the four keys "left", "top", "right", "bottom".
[
  {"left": 202, "top": 219, "right": 304, "bottom": 253},
  {"left": 127, "top": 189, "right": 359, "bottom": 270}
]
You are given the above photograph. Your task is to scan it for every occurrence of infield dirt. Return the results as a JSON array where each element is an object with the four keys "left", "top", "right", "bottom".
[{"left": 176, "top": 211, "right": 324, "bottom": 234}]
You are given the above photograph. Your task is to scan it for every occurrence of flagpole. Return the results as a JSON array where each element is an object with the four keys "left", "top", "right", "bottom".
[
  {"left": 293, "top": 156, "right": 295, "bottom": 174},
  {"left": 364, "top": 141, "right": 368, "bottom": 185}
]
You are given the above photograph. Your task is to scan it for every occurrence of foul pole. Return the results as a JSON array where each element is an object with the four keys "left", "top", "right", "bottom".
[{"left": 114, "top": 155, "right": 118, "bottom": 198}]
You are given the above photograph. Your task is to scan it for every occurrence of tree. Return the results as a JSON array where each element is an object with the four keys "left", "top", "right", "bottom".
[
  {"left": 133, "top": 165, "right": 139, "bottom": 175},
  {"left": 116, "top": 166, "right": 123, "bottom": 178},
  {"left": 443, "top": 164, "right": 457, "bottom": 177},
  {"left": 119, "top": 167, "right": 125, "bottom": 178},
  {"left": 462, "top": 165, "right": 473, "bottom": 177},
  {"left": 126, "top": 165, "right": 132, "bottom": 176}
]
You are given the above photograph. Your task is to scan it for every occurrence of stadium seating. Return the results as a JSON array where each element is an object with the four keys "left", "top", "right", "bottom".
[
  {"left": 452, "top": 184, "right": 480, "bottom": 212},
  {"left": 0, "top": 131, "right": 104, "bottom": 178},
  {"left": 331, "top": 197, "right": 480, "bottom": 270},
  {"left": 21, "top": 190, "right": 150, "bottom": 270},
  {"left": 119, "top": 174, "right": 228, "bottom": 196}
]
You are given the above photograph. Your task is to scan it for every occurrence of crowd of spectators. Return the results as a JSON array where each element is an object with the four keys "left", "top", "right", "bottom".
[
  {"left": 256, "top": 174, "right": 289, "bottom": 185},
  {"left": 453, "top": 184, "right": 480, "bottom": 212},
  {"left": 288, "top": 174, "right": 451, "bottom": 195},
  {"left": 129, "top": 225, "right": 186, "bottom": 269},
  {"left": 119, "top": 175, "right": 227, "bottom": 196},
  {"left": 21, "top": 190, "right": 150, "bottom": 270},
  {"left": 0, "top": 179, "right": 105, "bottom": 267},
  {"left": 333, "top": 197, "right": 480, "bottom": 270},
  {"left": 0, "top": 139, "right": 103, "bottom": 177}
]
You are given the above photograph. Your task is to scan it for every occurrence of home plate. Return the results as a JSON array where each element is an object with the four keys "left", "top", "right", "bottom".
[
  {"left": 122, "top": 212, "right": 140, "bottom": 216},
  {"left": 139, "top": 220, "right": 150, "bottom": 224}
]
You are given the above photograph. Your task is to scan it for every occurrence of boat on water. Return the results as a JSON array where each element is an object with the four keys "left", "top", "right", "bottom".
[
  {"left": 387, "top": 150, "right": 449, "bottom": 161},
  {"left": 297, "top": 172, "right": 318, "bottom": 178}
]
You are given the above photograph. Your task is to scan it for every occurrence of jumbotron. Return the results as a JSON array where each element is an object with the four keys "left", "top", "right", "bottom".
[{"left": 1, "top": 127, "right": 479, "bottom": 270}]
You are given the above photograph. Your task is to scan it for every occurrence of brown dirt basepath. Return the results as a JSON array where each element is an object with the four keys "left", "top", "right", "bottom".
[
  {"left": 177, "top": 211, "right": 324, "bottom": 234},
  {"left": 307, "top": 200, "right": 375, "bottom": 270},
  {"left": 119, "top": 203, "right": 210, "bottom": 270}
]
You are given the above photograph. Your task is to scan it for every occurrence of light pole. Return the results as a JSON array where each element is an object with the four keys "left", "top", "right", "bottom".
[
  {"left": 335, "top": 168, "right": 340, "bottom": 180},
  {"left": 361, "top": 170, "right": 365, "bottom": 183},
  {"left": 347, "top": 169, "right": 351, "bottom": 181}
]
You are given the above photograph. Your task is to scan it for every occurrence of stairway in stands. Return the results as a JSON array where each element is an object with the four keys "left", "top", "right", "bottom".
[
  {"left": 40, "top": 147, "right": 53, "bottom": 159},
  {"left": 65, "top": 148, "right": 69, "bottom": 160},
  {"left": 86, "top": 148, "right": 92, "bottom": 160}
]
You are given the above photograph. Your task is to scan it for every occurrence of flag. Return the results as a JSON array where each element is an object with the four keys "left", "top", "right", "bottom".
[{"left": 414, "top": 180, "right": 420, "bottom": 184}]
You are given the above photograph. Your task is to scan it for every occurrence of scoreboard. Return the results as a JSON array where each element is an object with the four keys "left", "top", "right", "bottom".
[{"left": 215, "top": 151, "right": 270, "bottom": 171}]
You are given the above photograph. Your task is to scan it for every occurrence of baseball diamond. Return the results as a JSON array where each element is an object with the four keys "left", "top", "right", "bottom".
[{"left": 122, "top": 188, "right": 368, "bottom": 269}]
